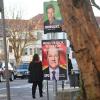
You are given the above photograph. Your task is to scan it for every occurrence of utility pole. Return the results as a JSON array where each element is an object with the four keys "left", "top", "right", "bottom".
[{"left": 0, "top": 0, "right": 11, "bottom": 100}]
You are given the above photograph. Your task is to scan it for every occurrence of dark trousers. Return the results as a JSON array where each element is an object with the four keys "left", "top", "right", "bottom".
[
  {"left": 69, "top": 73, "right": 80, "bottom": 87},
  {"left": 32, "top": 81, "right": 43, "bottom": 98}
]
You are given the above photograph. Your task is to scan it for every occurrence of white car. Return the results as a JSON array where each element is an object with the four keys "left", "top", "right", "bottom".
[
  {"left": 0, "top": 61, "right": 15, "bottom": 82},
  {"left": 71, "top": 58, "right": 80, "bottom": 74}
]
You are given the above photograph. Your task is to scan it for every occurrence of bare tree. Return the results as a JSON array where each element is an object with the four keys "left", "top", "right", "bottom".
[
  {"left": 5, "top": 10, "right": 35, "bottom": 66},
  {"left": 58, "top": 0, "right": 100, "bottom": 99},
  {"left": 91, "top": 0, "right": 100, "bottom": 10}
]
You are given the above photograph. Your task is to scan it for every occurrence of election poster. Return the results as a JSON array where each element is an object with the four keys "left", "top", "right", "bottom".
[
  {"left": 44, "top": 1, "right": 63, "bottom": 34},
  {"left": 42, "top": 39, "right": 67, "bottom": 80}
]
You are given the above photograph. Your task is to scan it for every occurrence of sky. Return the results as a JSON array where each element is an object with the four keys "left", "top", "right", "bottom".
[{"left": 3, "top": 0, "right": 100, "bottom": 19}]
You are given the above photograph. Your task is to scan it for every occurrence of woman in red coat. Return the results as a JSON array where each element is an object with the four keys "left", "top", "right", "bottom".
[{"left": 28, "top": 54, "right": 43, "bottom": 99}]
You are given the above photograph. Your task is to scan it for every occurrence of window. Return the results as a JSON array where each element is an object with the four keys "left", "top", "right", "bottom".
[
  {"left": 34, "top": 48, "right": 41, "bottom": 55},
  {"left": 37, "top": 32, "right": 42, "bottom": 39},
  {"left": 30, "top": 48, "right": 32, "bottom": 55},
  {"left": 23, "top": 48, "right": 28, "bottom": 55},
  {"left": 9, "top": 46, "right": 12, "bottom": 53}
]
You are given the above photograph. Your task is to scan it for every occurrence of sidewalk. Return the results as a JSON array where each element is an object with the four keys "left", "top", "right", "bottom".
[{"left": 0, "top": 80, "right": 80, "bottom": 100}]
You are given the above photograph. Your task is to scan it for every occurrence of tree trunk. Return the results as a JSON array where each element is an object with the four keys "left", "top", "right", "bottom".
[{"left": 58, "top": 0, "right": 100, "bottom": 100}]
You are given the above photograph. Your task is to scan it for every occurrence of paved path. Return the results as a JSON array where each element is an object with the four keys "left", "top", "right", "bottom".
[{"left": 0, "top": 80, "right": 80, "bottom": 100}]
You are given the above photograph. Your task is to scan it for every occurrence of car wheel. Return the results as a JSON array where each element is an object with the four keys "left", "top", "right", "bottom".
[
  {"left": 10, "top": 73, "right": 14, "bottom": 81},
  {"left": 0, "top": 74, "right": 3, "bottom": 82}
]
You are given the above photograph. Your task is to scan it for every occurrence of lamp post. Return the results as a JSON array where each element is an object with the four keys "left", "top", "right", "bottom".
[{"left": 0, "top": 0, "right": 11, "bottom": 100}]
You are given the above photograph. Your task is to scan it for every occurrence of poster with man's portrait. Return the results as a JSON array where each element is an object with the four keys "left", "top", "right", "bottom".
[
  {"left": 42, "top": 39, "right": 67, "bottom": 80},
  {"left": 44, "top": 1, "right": 63, "bottom": 34}
]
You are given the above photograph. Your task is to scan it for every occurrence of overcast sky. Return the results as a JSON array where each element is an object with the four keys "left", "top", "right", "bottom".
[{"left": 3, "top": 0, "right": 100, "bottom": 19}]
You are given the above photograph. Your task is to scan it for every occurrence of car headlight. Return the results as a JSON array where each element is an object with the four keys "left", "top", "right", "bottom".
[{"left": 25, "top": 71, "right": 28, "bottom": 74}]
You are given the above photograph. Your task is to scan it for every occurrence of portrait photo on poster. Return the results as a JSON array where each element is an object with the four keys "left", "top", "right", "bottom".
[
  {"left": 44, "top": 1, "right": 63, "bottom": 34},
  {"left": 42, "top": 39, "right": 67, "bottom": 80}
]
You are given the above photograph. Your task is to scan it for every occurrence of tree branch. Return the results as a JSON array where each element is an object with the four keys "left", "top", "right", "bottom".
[{"left": 91, "top": 0, "right": 100, "bottom": 10}]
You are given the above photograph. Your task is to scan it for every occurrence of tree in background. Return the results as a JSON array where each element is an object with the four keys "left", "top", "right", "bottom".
[
  {"left": 5, "top": 9, "right": 36, "bottom": 66},
  {"left": 58, "top": 0, "right": 100, "bottom": 99}
]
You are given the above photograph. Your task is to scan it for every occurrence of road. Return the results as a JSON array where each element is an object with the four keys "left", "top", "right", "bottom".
[{"left": 0, "top": 79, "right": 79, "bottom": 100}]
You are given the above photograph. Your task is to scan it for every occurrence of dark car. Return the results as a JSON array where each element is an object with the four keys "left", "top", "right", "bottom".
[
  {"left": 0, "top": 61, "right": 15, "bottom": 82},
  {"left": 15, "top": 63, "right": 29, "bottom": 79}
]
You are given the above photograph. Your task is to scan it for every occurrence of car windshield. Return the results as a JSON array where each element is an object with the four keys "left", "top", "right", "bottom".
[{"left": 18, "top": 63, "right": 29, "bottom": 69}]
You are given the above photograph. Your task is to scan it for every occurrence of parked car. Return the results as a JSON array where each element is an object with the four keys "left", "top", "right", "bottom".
[
  {"left": 15, "top": 62, "right": 29, "bottom": 79},
  {"left": 0, "top": 61, "right": 15, "bottom": 82}
]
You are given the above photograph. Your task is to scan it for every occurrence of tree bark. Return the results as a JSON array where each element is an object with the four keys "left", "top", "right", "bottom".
[{"left": 58, "top": 0, "right": 100, "bottom": 100}]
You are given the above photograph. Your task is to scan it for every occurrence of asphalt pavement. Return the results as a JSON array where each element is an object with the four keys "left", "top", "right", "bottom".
[{"left": 0, "top": 80, "right": 80, "bottom": 100}]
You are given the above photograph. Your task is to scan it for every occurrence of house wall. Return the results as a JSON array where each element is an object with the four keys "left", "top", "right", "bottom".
[{"left": 0, "top": 16, "right": 99, "bottom": 66}]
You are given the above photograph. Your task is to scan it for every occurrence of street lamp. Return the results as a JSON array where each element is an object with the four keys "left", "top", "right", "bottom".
[{"left": 0, "top": 0, "right": 11, "bottom": 100}]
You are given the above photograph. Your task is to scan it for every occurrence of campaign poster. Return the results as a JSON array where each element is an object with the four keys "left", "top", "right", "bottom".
[
  {"left": 44, "top": 1, "right": 63, "bottom": 34},
  {"left": 42, "top": 39, "right": 67, "bottom": 80}
]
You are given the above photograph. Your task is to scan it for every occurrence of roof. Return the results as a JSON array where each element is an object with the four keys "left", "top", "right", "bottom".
[
  {"left": 30, "top": 14, "right": 43, "bottom": 30},
  {"left": 0, "top": 14, "right": 100, "bottom": 37}
]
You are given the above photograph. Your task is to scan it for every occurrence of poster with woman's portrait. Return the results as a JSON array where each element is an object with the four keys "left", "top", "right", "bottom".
[{"left": 42, "top": 39, "right": 67, "bottom": 80}]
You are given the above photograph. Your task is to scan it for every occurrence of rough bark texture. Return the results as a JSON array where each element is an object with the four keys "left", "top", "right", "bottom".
[{"left": 58, "top": 0, "right": 100, "bottom": 100}]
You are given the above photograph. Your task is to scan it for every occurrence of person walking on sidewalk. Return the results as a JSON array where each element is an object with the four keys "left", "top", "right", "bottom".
[
  {"left": 68, "top": 54, "right": 73, "bottom": 87},
  {"left": 28, "top": 54, "right": 43, "bottom": 99}
]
